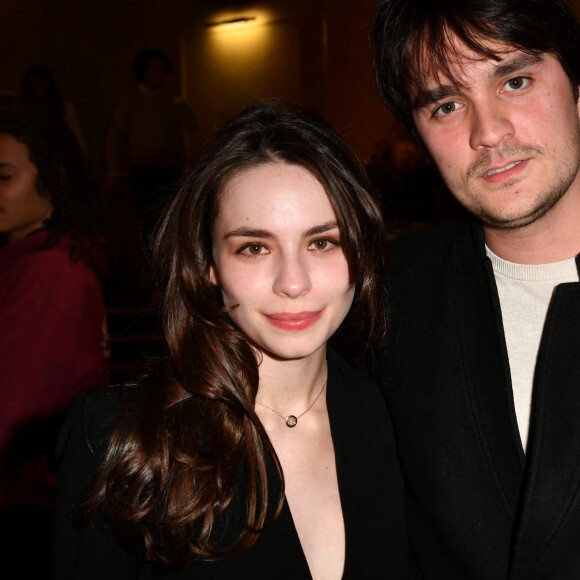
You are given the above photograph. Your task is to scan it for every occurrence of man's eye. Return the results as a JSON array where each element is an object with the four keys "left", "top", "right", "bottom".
[
  {"left": 503, "top": 76, "right": 530, "bottom": 92},
  {"left": 434, "top": 101, "right": 462, "bottom": 116}
]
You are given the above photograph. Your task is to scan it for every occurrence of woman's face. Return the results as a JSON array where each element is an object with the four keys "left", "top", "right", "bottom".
[
  {"left": 210, "top": 162, "right": 354, "bottom": 363},
  {"left": 0, "top": 134, "right": 53, "bottom": 243}
]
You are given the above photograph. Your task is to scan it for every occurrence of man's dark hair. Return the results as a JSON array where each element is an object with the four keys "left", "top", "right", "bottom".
[
  {"left": 371, "top": 0, "right": 580, "bottom": 140},
  {"left": 133, "top": 49, "right": 172, "bottom": 83}
]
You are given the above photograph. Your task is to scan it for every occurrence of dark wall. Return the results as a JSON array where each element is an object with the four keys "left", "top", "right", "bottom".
[{"left": 3, "top": 0, "right": 579, "bottom": 170}]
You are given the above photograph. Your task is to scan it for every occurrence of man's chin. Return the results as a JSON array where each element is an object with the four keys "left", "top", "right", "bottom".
[{"left": 477, "top": 202, "right": 554, "bottom": 230}]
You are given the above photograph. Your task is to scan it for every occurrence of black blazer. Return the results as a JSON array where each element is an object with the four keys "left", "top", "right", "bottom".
[
  {"left": 53, "top": 349, "right": 413, "bottom": 579},
  {"left": 377, "top": 220, "right": 580, "bottom": 579}
]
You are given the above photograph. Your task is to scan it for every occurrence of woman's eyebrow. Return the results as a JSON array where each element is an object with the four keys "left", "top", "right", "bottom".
[
  {"left": 224, "top": 227, "right": 273, "bottom": 239},
  {"left": 223, "top": 221, "right": 339, "bottom": 240},
  {"left": 304, "top": 221, "right": 339, "bottom": 237}
]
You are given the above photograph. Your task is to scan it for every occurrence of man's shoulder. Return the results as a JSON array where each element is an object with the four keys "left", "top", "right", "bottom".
[
  {"left": 328, "top": 347, "right": 375, "bottom": 385},
  {"left": 386, "top": 219, "right": 484, "bottom": 304},
  {"left": 327, "top": 348, "right": 385, "bottom": 408},
  {"left": 391, "top": 219, "right": 476, "bottom": 255},
  {"left": 390, "top": 219, "right": 481, "bottom": 270}
]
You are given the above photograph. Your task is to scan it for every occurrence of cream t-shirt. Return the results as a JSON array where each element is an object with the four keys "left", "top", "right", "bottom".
[{"left": 486, "top": 247, "right": 578, "bottom": 451}]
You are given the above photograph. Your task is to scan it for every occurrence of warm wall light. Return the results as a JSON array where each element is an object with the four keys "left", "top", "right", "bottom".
[{"left": 204, "top": 16, "right": 256, "bottom": 29}]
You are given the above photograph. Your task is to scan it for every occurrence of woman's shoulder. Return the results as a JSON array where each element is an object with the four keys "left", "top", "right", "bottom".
[
  {"left": 80, "top": 383, "right": 136, "bottom": 413},
  {"left": 1, "top": 231, "right": 96, "bottom": 287},
  {"left": 57, "top": 384, "right": 140, "bottom": 462}
]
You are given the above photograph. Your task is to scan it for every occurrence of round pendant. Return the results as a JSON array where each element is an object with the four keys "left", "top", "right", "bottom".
[{"left": 285, "top": 415, "right": 298, "bottom": 428}]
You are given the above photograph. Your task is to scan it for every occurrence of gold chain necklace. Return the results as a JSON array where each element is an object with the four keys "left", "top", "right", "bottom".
[{"left": 257, "top": 376, "right": 328, "bottom": 428}]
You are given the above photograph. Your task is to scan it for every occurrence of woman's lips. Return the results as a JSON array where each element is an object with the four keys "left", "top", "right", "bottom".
[{"left": 265, "top": 311, "right": 322, "bottom": 331}]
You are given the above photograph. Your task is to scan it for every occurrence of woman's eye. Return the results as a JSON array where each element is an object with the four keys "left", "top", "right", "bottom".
[
  {"left": 434, "top": 101, "right": 462, "bottom": 117},
  {"left": 503, "top": 76, "right": 530, "bottom": 92},
  {"left": 240, "top": 243, "right": 267, "bottom": 256},
  {"left": 309, "top": 238, "right": 335, "bottom": 251}
]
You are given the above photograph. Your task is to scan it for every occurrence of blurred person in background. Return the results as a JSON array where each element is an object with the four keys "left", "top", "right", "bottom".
[
  {"left": 0, "top": 106, "right": 107, "bottom": 575},
  {"left": 106, "top": 48, "right": 196, "bottom": 241},
  {"left": 20, "top": 64, "right": 87, "bottom": 153},
  {"left": 105, "top": 49, "right": 197, "bottom": 303}
]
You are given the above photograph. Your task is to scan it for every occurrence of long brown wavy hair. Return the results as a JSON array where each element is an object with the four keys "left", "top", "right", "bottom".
[{"left": 82, "top": 103, "right": 389, "bottom": 571}]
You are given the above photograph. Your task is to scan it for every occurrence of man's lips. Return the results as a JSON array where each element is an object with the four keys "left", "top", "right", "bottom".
[
  {"left": 265, "top": 311, "right": 322, "bottom": 330},
  {"left": 466, "top": 143, "right": 544, "bottom": 181},
  {"left": 484, "top": 160, "right": 523, "bottom": 176},
  {"left": 480, "top": 159, "right": 528, "bottom": 182}
]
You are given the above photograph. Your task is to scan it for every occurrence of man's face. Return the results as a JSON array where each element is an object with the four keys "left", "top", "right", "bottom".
[
  {"left": 412, "top": 39, "right": 580, "bottom": 230},
  {"left": 144, "top": 57, "right": 168, "bottom": 89}
]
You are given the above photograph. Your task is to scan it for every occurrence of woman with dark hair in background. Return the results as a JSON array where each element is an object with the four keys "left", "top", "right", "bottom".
[
  {"left": 54, "top": 103, "right": 412, "bottom": 578},
  {"left": 0, "top": 106, "right": 107, "bottom": 575}
]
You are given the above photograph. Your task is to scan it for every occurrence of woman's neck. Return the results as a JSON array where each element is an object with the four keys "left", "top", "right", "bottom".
[{"left": 255, "top": 347, "right": 328, "bottom": 412}]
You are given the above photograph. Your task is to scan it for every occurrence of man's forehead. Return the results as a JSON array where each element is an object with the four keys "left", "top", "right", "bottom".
[{"left": 410, "top": 36, "right": 543, "bottom": 103}]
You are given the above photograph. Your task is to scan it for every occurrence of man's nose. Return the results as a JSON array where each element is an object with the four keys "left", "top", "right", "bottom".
[{"left": 469, "top": 100, "right": 515, "bottom": 150}]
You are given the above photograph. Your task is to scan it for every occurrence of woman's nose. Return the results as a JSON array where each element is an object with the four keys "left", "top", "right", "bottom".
[{"left": 272, "top": 253, "right": 312, "bottom": 298}]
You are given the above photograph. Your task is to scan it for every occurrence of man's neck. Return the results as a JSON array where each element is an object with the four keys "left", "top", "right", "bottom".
[{"left": 484, "top": 186, "right": 580, "bottom": 264}]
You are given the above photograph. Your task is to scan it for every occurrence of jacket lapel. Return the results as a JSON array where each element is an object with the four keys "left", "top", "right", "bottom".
[
  {"left": 510, "top": 281, "right": 580, "bottom": 578},
  {"left": 451, "top": 224, "right": 526, "bottom": 517}
]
